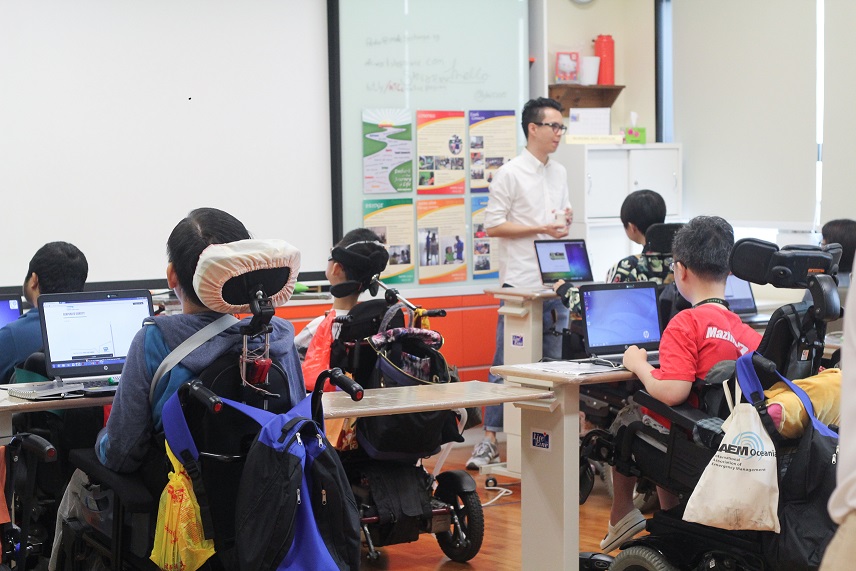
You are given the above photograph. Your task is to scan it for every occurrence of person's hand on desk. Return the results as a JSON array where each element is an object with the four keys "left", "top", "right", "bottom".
[
  {"left": 552, "top": 279, "right": 566, "bottom": 293},
  {"left": 622, "top": 345, "right": 652, "bottom": 375}
]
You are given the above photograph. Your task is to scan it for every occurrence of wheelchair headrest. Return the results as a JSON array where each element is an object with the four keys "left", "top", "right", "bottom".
[
  {"left": 193, "top": 239, "right": 300, "bottom": 313},
  {"left": 730, "top": 238, "right": 841, "bottom": 288},
  {"left": 644, "top": 223, "right": 684, "bottom": 254}
]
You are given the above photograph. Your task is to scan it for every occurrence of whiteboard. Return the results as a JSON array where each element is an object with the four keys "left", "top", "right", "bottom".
[
  {"left": 337, "top": 0, "right": 529, "bottom": 260},
  {"left": 0, "top": 0, "right": 332, "bottom": 287}
]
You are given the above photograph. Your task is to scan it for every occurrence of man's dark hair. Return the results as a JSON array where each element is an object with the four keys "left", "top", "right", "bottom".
[
  {"left": 672, "top": 215, "right": 734, "bottom": 282},
  {"left": 821, "top": 218, "right": 856, "bottom": 273},
  {"left": 167, "top": 207, "right": 251, "bottom": 307},
  {"left": 620, "top": 190, "right": 667, "bottom": 235},
  {"left": 26, "top": 242, "right": 88, "bottom": 294},
  {"left": 521, "top": 97, "right": 563, "bottom": 140}
]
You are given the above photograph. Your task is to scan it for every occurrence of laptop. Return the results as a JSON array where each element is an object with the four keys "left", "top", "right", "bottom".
[
  {"left": 725, "top": 274, "right": 771, "bottom": 325},
  {"left": 534, "top": 239, "right": 595, "bottom": 286},
  {"left": 578, "top": 281, "right": 662, "bottom": 366},
  {"left": 0, "top": 293, "right": 23, "bottom": 328},
  {"left": 7, "top": 289, "right": 153, "bottom": 399}
]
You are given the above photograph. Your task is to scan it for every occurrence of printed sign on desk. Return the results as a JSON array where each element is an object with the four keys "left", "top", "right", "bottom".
[{"left": 531, "top": 429, "right": 552, "bottom": 451}]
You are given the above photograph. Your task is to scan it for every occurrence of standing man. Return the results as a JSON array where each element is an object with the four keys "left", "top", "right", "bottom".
[
  {"left": 0, "top": 241, "right": 89, "bottom": 383},
  {"left": 467, "top": 97, "right": 573, "bottom": 469}
]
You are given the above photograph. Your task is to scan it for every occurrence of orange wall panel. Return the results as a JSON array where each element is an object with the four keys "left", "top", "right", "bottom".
[{"left": 275, "top": 292, "right": 500, "bottom": 375}]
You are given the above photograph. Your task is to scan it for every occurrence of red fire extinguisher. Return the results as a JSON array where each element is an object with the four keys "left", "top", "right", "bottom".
[{"left": 593, "top": 34, "right": 614, "bottom": 85}]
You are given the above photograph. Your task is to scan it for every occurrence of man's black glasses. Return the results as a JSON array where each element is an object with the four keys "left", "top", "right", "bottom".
[{"left": 534, "top": 122, "right": 568, "bottom": 134}]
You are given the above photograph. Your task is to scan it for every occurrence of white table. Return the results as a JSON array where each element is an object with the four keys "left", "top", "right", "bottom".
[
  {"left": 490, "top": 361, "right": 634, "bottom": 571},
  {"left": 0, "top": 388, "right": 113, "bottom": 442}
]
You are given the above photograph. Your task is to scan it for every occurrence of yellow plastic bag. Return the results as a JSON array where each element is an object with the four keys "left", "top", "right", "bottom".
[{"left": 150, "top": 443, "right": 216, "bottom": 571}]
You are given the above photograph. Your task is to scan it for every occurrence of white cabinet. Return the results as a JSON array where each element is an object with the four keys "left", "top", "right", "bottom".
[{"left": 554, "top": 143, "right": 683, "bottom": 280}]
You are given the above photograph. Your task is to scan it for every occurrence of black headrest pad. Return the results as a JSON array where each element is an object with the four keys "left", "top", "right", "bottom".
[{"left": 222, "top": 267, "right": 291, "bottom": 306}]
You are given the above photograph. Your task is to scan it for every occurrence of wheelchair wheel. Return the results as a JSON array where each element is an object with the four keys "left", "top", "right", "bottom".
[
  {"left": 434, "top": 489, "right": 484, "bottom": 562},
  {"left": 610, "top": 546, "right": 678, "bottom": 571}
]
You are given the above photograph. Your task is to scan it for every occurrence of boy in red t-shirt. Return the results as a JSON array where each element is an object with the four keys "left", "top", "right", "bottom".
[{"left": 600, "top": 216, "right": 762, "bottom": 552}]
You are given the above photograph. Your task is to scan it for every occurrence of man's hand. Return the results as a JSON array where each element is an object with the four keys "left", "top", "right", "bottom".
[
  {"left": 552, "top": 279, "right": 566, "bottom": 293},
  {"left": 544, "top": 224, "right": 569, "bottom": 239},
  {"left": 564, "top": 207, "right": 574, "bottom": 227}
]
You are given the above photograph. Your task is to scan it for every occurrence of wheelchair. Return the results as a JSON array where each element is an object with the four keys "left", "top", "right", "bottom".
[
  {"left": 330, "top": 282, "right": 485, "bottom": 564},
  {"left": 0, "top": 433, "right": 58, "bottom": 570},
  {"left": 580, "top": 237, "right": 844, "bottom": 571},
  {"left": 55, "top": 239, "right": 311, "bottom": 570}
]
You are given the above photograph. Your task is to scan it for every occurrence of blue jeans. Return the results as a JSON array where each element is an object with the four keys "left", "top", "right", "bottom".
[{"left": 483, "top": 297, "right": 569, "bottom": 432}]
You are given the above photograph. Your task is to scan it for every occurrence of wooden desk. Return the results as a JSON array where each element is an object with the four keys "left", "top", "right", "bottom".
[
  {"left": 0, "top": 389, "right": 113, "bottom": 440},
  {"left": 322, "top": 380, "right": 551, "bottom": 419},
  {"left": 490, "top": 362, "right": 634, "bottom": 571},
  {"left": 483, "top": 286, "right": 558, "bottom": 477}
]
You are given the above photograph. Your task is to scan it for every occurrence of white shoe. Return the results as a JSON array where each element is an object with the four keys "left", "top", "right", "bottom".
[
  {"left": 466, "top": 439, "right": 499, "bottom": 470},
  {"left": 599, "top": 508, "right": 646, "bottom": 552}
]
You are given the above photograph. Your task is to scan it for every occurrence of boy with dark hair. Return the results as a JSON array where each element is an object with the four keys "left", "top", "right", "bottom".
[
  {"left": 554, "top": 189, "right": 670, "bottom": 315},
  {"left": 296, "top": 227, "right": 389, "bottom": 390},
  {"left": 0, "top": 241, "right": 88, "bottom": 383},
  {"left": 600, "top": 215, "right": 762, "bottom": 552}
]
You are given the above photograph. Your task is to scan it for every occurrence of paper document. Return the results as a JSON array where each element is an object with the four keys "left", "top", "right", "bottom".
[{"left": 510, "top": 360, "right": 622, "bottom": 376}]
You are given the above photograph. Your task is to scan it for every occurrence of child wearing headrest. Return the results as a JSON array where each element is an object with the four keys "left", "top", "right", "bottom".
[
  {"left": 297, "top": 228, "right": 389, "bottom": 391},
  {"left": 95, "top": 207, "right": 307, "bottom": 473}
]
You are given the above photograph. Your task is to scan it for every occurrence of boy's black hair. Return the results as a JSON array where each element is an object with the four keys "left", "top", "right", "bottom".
[
  {"left": 521, "top": 97, "right": 563, "bottom": 140},
  {"left": 330, "top": 228, "right": 388, "bottom": 297},
  {"left": 167, "top": 207, "right": 251, "bottom": 307},
  {"left": 26, "top": 242, "right": 88, "bottom": 295},
  {"left": 822, "top": 218, "right": 856, "bottom": 273},
  {"left": 620, "top": 190, "right": 667, "bottom": 235},
  {"left": 672, "top": 215, "right": 734, "bottom": 282}
]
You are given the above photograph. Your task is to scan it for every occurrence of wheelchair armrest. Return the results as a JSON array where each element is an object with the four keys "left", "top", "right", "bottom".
[
  {"left": 633, "top": 390, "right": 711, "bottom": 432},
  {"left": 68, "top": 448, "right": 156, "bottom": 514}
]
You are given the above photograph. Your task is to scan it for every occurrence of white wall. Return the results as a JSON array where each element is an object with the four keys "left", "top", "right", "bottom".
[{"left": 540, "top": 0, "right": 656, "bottom": 137}]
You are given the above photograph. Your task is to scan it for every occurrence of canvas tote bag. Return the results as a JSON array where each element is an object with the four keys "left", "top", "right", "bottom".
[{"left": 683, "top": 372, "right": 780, "bottom": 532}]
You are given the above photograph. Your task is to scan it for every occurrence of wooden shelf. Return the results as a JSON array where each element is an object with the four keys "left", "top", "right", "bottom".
[{"left": 548, "top": 84, "right": 625, "bottom": 114}]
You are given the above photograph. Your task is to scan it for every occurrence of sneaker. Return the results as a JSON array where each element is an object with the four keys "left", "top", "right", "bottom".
[
  {"left": 466, "top": 439, "right": 499, "bottom": 470},
  {"left": 599, "top": 508, "right": 646, "bottom": 552}
]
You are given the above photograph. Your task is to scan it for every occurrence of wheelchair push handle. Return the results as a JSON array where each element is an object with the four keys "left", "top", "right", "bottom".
[
  {"left": 179, "top": 380, "right": 224, "bottom": 414},
  {"left": 12, "top": 433, "right": 57, "bottom": 463},
  {"left": 422, "top": 309, "right": 446, "bottom": 318},
  {"left": 314, "top": 368, "right": 364, "bottom": 401}
]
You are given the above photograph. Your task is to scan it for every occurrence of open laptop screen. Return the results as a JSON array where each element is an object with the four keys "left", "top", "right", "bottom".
[
  {"left": 724, "top": 274, "right": 757, "bottom": 315},
  {"left": 580, "top": 282, "right": 661, "bottom": 356},
  {"left": 534, "top": 239, "right": 594, "bottom": 284},
  {"left": 0, "top": 294, "right": 23, "bottom": 329},
  {"left": 39, "top": 290, "right": 153, "bottom": 380}
]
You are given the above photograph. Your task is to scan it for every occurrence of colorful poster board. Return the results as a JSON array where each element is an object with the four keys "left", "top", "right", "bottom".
[
  {"left": 363, "top": 198, "right": 415, "bottom": 284},
  {"left": 416, "top": 111, "right": 466, "bottom": 194},
  {"left": 363, "top": 108, "right": 413, "bottom": 194},
  {"left": 417, "top": 198, "right": 467, "bottom": 284},
  {"left": 471, "top": 195, "right": 498, "bottom": 279},
  {"left": 468, "top": 110, "right": 516, "bottom": 193}
]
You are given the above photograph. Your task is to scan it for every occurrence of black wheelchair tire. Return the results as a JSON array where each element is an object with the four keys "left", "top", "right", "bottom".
[
  {"left": 610, "top": 546, "right": 679, "bottom": 571},
  {"left": 435, "top": 489, "right": 484, "bottom": 562}
]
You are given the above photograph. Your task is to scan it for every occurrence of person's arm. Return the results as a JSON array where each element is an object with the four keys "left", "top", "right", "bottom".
[
  {"left": 485, "top": 220, "right": 568, "bottom": 239},
  {"left": 623, "top": 346, "right": 693, "bottom": 406},
  {"left": 96, "top": 327, "right": 156, "bottom": 473}
]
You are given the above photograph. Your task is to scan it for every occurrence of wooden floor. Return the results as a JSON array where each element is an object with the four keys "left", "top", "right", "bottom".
[{"left": 359, "top": 440, "right": 615, "bottom": 570}]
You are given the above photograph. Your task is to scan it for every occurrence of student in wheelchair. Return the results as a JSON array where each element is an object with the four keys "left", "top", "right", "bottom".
[
  {"left": 96, "top": 207, "right": 306, "bottom": 473},
  {"left": 585, "top": 227, "right": 844, "bottom": 570},
  {"left": 600, "top": 215, "right": 763, "bottom": 553},
  {"left": 51, "top": 207, "right": 308, "bottom": 570}
]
